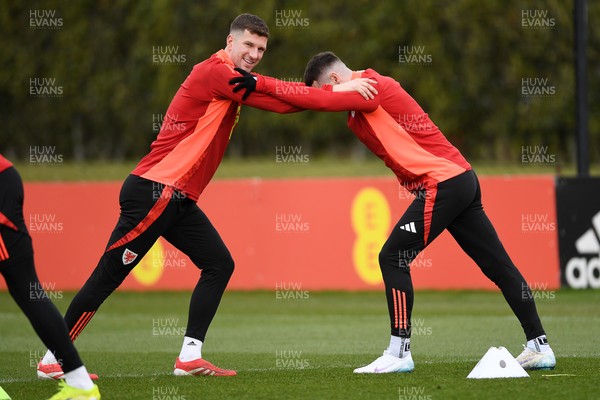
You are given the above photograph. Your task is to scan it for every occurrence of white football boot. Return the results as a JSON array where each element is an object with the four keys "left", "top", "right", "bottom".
[{"left": 353, "top": 353, "right": 414, "bottom": 373}]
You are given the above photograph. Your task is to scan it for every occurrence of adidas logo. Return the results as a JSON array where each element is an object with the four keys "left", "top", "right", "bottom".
[
  {"left": 565, "top": 210, "right": 600, "bottom": 289},
  {"left": 187, "top": 341, "right": 197, "bottom": 346},
  {"left": 399, "top": 222, "right": 417, "bottom": 233},
  {"left": 575, "top": 211, "right": 600, "bottom": 254}
]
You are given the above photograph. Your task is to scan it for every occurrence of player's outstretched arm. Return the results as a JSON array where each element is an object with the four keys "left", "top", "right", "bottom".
[
  {"left": 250, "top": 73, "right": 379, "bottom": 113},
  {"left": 229, "top": 68, "right": 379, "bottom": 112},
  {"left": 260, "top": 75, "right": 378, "bottom": 112}
]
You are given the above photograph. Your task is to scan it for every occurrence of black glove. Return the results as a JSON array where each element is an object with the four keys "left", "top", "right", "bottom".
[{"left": 229, "top": 67, "right": 256, "bottom": 101}]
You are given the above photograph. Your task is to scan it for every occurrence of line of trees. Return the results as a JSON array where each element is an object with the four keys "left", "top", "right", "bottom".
[{"left": 1, "top": 0, "right": 598, "bottom": 164}]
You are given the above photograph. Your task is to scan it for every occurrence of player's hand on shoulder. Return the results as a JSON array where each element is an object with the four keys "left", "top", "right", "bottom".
[{"left": 333, "top": 78, "right": 378, "bottom": 100}]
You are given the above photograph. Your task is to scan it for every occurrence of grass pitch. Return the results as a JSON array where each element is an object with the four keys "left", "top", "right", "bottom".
[{"left": 0, "top": 290, "right": 598, "bottom": 399}]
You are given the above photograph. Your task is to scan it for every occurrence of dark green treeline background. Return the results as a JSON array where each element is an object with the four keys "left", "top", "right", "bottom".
[{"left": 1, "top": 0, "right": 598, "bottom": 164}]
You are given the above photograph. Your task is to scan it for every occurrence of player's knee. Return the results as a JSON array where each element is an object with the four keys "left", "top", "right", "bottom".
[
  {"left": 378, "top": 246, "right": 396, "bottom": 271},
  {"left": 190, "top": 248, "right": 234, "bottom": 278},
  {"left": 379, "top": 244, "right": 417, "bottom": 272},
  {"left": 217, "top": 251, "right": 235, "bottom": 278},
  {"left": 223, "top": 256, "right": 235, "bottom": 277}
]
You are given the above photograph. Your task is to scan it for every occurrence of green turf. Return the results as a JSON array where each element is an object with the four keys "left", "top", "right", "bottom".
[
  {"left": 0, "top": 290, "right": 598, "bottom": 399},
  {"left": 12, "top": 158, "right": 598, "bottom": 181}
]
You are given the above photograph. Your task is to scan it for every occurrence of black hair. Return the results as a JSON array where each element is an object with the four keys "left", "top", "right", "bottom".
[
  {"left": 230, "top": 13, "right": 270, "bottom": 38},
  {"left": 303, "top": 51, "right": 341, "bottom": 86}
]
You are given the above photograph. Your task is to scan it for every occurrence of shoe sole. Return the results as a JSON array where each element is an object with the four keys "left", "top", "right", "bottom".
[
  {"left": 353, "top": 367, "right": 414, "bottom": 374},
  {"left": 37, "top": 369, "right": 99, "bottom": 380},
  {"left": 37, "top": 370, "right": 63, "bottom": 380},
  {"left": 353, "top": 371, "right": 414, "bottom": 374},
  {"left": 174, "top": 368, "right": 236, "bottom": 377},
  {"left": 525, "top": 365, "right": 556, "bottom": 371},
  {"left": 174, "top": 367, "right": 216, "bottom": 376}
]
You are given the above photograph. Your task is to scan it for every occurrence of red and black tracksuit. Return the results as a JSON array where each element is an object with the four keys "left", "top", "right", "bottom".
[{"left": 256, "top": 68, "right": 546, "bottom": 341}]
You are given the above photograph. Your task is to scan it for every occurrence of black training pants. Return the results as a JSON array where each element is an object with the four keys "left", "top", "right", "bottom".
[
  {"left": 379, "top": 170, "right": 545, "bottom": 340},
  {"left": 0, "top": 167, "right": 83, "bottom": 372},
  {"left": 64, "top": 174, "right": 234, "bottom": 343}
]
